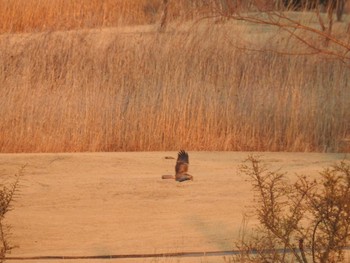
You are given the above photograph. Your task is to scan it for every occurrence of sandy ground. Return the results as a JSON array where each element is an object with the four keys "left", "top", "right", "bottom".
[{"left": 1, "top": 151, "right": 349, "bottom": 263}]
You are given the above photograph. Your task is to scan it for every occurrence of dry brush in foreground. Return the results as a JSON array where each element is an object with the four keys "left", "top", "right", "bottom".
[
  {"left": 229, "top": 155, "right": 350, "bottom": 263},
  {"left": 0, "top": 166, "right": 23, "bottom": 261}
]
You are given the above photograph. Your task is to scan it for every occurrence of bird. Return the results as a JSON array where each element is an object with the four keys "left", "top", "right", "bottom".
[{"left": 162, "top": 150, "right": 193, "bottom": 182}]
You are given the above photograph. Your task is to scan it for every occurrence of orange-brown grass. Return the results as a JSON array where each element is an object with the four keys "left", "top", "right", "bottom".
[
  {"left": 0, "top": 0, "right": 210, "bottom": 33},
  {"left": 0, "top": 18, "right": 349, "bottom": 153},
  {"left": 0, "top": 0, "right": 156, "bottom": 33}
]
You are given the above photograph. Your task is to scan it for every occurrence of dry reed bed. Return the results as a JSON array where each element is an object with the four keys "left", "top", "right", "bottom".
[
  {"left": 0, "top": 0, "right": 156, "bottom": 33},
  {"left": 0, "top": 0, "right": 209, "bottom": 33},
  {"left": 2, "top": 0, "right": 348, "bottom": 35},
  {"left": 0, "top": 21, "right": 349, "bottom": 152}
]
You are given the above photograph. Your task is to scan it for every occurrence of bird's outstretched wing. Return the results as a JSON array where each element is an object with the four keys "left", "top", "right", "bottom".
[
  {"left": 175, "top": 150, "right": 189, "bottom": 175},
  {"left": 162, "top": 150, "right": 192, "bottom": 181}
]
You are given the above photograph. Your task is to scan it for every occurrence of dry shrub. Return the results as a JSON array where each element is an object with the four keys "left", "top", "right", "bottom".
[
  {"left": 0, "top": 166, "right": 22, "bottom": 261},
  {"left": 229, "top": 155, "right": 350, "bottom": 263}
]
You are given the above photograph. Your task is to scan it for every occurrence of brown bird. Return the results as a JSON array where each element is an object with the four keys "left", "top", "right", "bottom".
[{"left": 162, "top": 150, "right": 193, "bottom": 182}]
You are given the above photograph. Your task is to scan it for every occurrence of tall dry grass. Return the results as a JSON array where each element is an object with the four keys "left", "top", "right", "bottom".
[
  {"left": 0, "top": 17, "right": 349, "bottom": 153},
  {"left": 0, "top": 0, "right": 156, "bottom": 33},
  {"left": 0, "top": 0, "right": 215, "bottom": 33}
]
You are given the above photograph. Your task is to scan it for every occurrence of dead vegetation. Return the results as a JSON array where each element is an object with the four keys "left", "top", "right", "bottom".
[
  {"left": 0, "top": 165, "right": 23, "bottom": 262},
  {"left": 0, "top": 0, "right": 211, "bottom": 33},
  {"left": 0, "top": 1, "right": 349, "bottom": 152},
  {"left": 228, "top": 155, "right": 350, "bottom": 263}
]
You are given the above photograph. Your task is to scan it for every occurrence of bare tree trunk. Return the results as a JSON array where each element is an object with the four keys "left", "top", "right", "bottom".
[
  {"left": 299, "top": 238, "right": 309, "bottom": 263},
  {"left": 316, "top": 2, "right": 326, "bottom": 31},
  {"left": 336, "top": 0, "right": 345, "bottom": 21},
  {"left": 159, "top": 0, "right": 169, "bottom": 32},
  {"left": 324, "top": 0, "right": 345, "bottom": 21},
  {"left": 327, "top": 1, "right": 334, "bottom": 33}
]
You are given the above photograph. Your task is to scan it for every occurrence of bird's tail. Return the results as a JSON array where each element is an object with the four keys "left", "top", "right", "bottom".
[{"left": 162, "top": 175, "right": 175, "bottom": 179}]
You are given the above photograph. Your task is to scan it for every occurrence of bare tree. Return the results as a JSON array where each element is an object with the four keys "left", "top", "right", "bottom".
[{"left": 205, "top": 0, "right": 349, "bottom": 66}]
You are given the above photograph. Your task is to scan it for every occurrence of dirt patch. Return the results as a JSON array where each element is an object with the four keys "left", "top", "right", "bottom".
[{"left": 1, "top": 151, "right": 348, "bottom": 262}]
